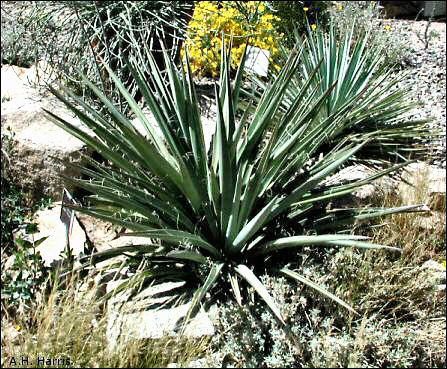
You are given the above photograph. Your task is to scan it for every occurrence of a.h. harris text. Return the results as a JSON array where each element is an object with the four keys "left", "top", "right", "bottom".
[{"left": 7, "top": 356, "right": 71, "bottom": 367}]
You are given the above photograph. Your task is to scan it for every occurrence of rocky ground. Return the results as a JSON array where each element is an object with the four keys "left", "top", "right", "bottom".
[{"left": 393, "top": 19, "right": 446, "bottom": 167}]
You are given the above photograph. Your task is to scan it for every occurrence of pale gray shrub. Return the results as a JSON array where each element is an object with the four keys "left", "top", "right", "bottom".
[{"left": 329, "top": 1, "right": 412, "bottom": 67}]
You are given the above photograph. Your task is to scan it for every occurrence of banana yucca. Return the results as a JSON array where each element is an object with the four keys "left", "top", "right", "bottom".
[
  {"left": 45, "top": 37, "right": 426, "bottom": 327},
  {"left": 250, "top": 23, "right": 437, "bottom": 170}
]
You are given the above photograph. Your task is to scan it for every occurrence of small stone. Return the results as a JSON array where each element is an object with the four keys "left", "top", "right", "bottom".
[
  {"left": 4, "top": 255, "right": 16, "bottom": 271},
  {"left": 421, "top": 260, "right": 446, "bottom": 286},
  {"left": 106, "top": 281, "right": 216, "bottom": 350},
  {"left": 186, "top": 358, "right": 209, "bottom": 368}
]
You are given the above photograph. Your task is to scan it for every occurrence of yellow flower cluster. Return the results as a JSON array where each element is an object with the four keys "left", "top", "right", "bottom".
[
  {"left": 182, "top": 1, "right": 282, "bottom": 77},
  {"left": 332, "top": 1, "right": 344, "bottom": 11}
]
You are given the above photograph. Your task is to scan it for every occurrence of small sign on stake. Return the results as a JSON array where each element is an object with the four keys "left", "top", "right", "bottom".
[
  {"left": 60, "top": 188, "right": 77, "bottom": 261},
  {"left": 60, "top": 188, "right": 76, "bottom": 235}
]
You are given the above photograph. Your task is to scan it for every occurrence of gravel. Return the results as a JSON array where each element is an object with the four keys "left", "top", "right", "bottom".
[{"left": 391, "top": 19, "right": 446, "bottom": 168}]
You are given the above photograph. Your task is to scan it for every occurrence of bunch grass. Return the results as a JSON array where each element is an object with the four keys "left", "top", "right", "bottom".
[{"left": 1, "top": 273, "right": 210, "bottom": 368}]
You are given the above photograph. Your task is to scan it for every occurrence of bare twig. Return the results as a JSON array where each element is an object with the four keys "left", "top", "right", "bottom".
[{"left": 414, "top": 3, "right": 437, "bottom": 50}]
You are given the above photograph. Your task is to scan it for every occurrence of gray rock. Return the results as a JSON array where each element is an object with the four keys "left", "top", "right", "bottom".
[
  {"left": 75, "top": 213, "right": 119, "bottom": 253},
  {"left": 185, "top": 358, "right": 210, "bottom": 368},
  {"left": 323, "top": 164, "right": 395, "bottom": 203},
  {"left": 399, "top": 162, "right": 446, "bottom": 211},
  {"left": 106, "top": 280, "right": 217, "bottom": 350},
  {"left": 413, "top": 212, "right": 445, "bottom": 230},
  {"left": 421, "top": 260, "right": 446, "bottom": 287},
  {"left": 1, "top": 64, "right": 92, "bottom": 202}
]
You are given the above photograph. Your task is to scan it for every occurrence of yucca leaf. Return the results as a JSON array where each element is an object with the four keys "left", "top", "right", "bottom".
[
  {"left": 59, "top": 204, "right": 151, "bottom": 232},
  {"left": 280, "top": 267, "right": 357, "bottom": 314},
  {"left": 56, "top": 157, "right": 193, "bottom": 224},
  {"left": 254, "top": 234, "right": 370, "bottom": 255},
  {"left": 183, "top": 47, "right": 208, "bottom": 177},
  {"left": 182, "top": 262, "right": 224, "bottom": 333},
  {"left": 235, "top": 264, "right": 285, "bottom": 325},
  {"left": 272, "top": 142, "right": 367, "bottom": 218},
  {"left": 225, "top": 162, "right": 247, "bottom": 244},
  {"left": 128, "top": 57, "right": 186, "bottom": 159},
  {"left": 232, "top": 197, "right": 278, "bottom": 253},
  {"left": 232, "top": 40, "right": 249, "bottom": 108},
  {"left": 215, "top": 84, "right": 234, "bottom": 238},
  {"left": 325, "top": 240, "right": 401, "bottom": 252},
  {"left": 102, "top": 62, "right": 172, "bottom": 162},
  {"left": 120, "top": 230, "right": 220, "bottom": 258},
  {"left": 165, "top": 250, "right": 208, "bottom": 264},
  {"left": 229, "top": 272, "right": 242, "bottom": 306},
  {"left": 78, "top": 243, "right": 161, "bottom": 266}
]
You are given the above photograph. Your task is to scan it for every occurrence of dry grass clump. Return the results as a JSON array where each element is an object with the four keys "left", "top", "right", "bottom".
[
  {"left": 346, "top": 317, "right": 446, "bottom": 368},
  {"left": 370, "top": 164, "right": 445, "bottom": 265},
  {"left": 1, "top": 273, "right": 210, "bottom": 368},
  {"left": 323, "top": 168, "right": 446, "bottom": 366}
]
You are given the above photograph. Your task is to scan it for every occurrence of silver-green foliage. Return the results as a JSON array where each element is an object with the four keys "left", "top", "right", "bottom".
[
  {"left": 328, "top": 1, "right": 412, "bottom": 66},
  {"left": 45, "top": 37, "right": 426, "bottom": 326},
  {"left": 209, "top": 270, "right": 445, "bottom": 368}
]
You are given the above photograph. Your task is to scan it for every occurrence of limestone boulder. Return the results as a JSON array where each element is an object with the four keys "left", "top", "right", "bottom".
[
  {"left": 76, "top": 213, "right": 119, "bottom": 253},
  {"left": 324, "top": 162, "right": 446, "bottom": 210},
  {"left": 323, "top": 164, "right": 396, "bottom": 206},
  {"left": 106, "top": 280, "right": 217, "bottom": 350},
  {"left": 1, "top": 64, "right": 91, "bottom": 202}
]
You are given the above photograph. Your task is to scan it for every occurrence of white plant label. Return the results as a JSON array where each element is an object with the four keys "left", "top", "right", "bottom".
[
  {"left": 244, "top": 46, "right": 270, "bottom": 77},
  {"left": 60, "top": 188, "right": 76, "bottom": 236}
]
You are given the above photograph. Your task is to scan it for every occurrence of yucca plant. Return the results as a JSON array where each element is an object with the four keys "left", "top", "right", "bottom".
[
  {"left": 248, "top": 23, "right": 439, "bottom": 171},
  {"left": 44, "top": 37, "right": 426, "bottom": 328}
]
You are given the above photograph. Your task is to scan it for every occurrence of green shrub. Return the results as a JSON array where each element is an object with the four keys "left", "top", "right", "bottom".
[
  {"left": 207, "top": 256, "right": 445, "bottom": 368},
  {"left": 1, "top": 178, "right": 26, "bottom": 249},
  {"left": 1, "top": 129, "right": 28, "bottom": 251},
  {"left": 1, "top": 129, "right": 54, "bottom": 316},
  {"left": 1, "top": 1, "right": 40, "bottom": 67},
  {"left": 266, "top": 1, "right": 330, "bottom": 48},
  {"left": 45, "top": 37, "right": 430, "bottom": 330},
  {"left": 1, "top": 233, "right": 50, "bottom": 316}
]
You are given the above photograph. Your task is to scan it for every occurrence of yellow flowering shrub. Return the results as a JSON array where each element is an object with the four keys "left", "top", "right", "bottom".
[{"left": 182, "top": 1, "right": 281, "bottom": 77}]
